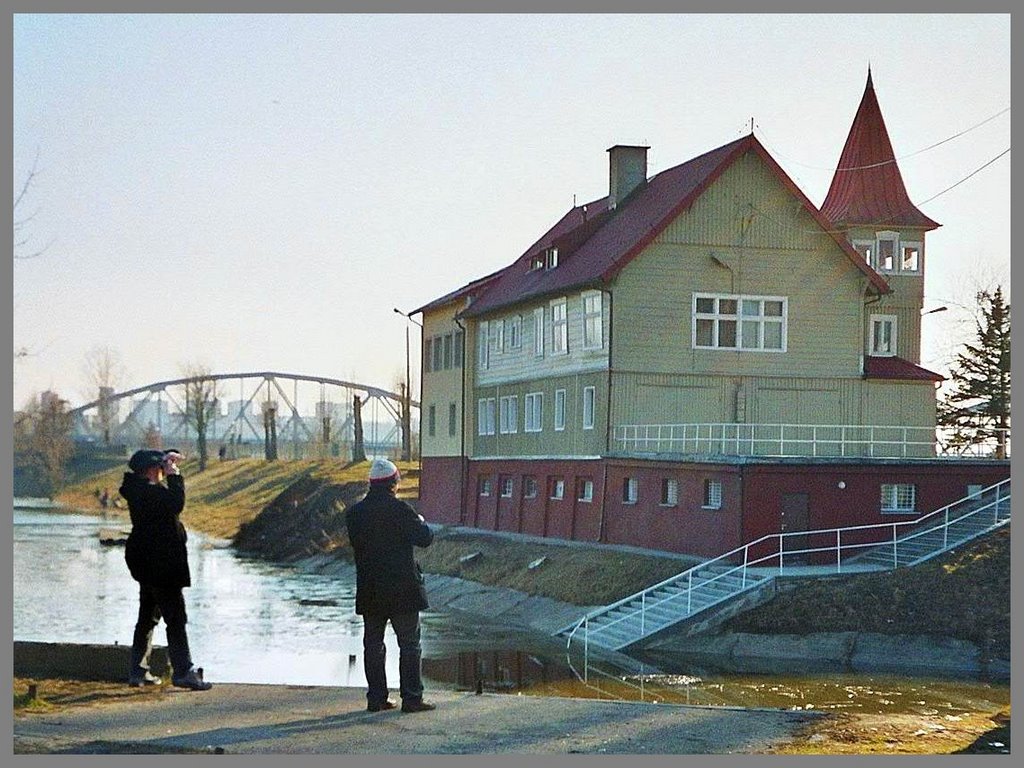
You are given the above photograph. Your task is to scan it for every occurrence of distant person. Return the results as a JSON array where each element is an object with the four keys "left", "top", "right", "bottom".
[
  {"left": 120, "top": 448, "right": 212, "bottom": 691},
  {"left": 345, "top": 459, "right": 435, "bottom": 713},
  {"left": 218, "top": 444, "right": 227, "bottom": 461}
]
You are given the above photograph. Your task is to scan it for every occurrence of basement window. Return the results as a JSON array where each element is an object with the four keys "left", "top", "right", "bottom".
[
  {"left": 479, "top": 477, "right": 493, "bottom": 497},
  {"left": 660, "top": 478, "right": 679, "bottom": 507},
  {"left": 703, "top": 479, "right": 722, "bottom": 509},
  {"left": 881, "top": 483, "right": 916, "bottom": 513},
  {"left": 500, "top": 477, "right": 514, "bottom": 498},
  {"left": 550, "top": 477, "right": 565, "bottom": 500},
  {"left": 577, "top": 478, "right": 594, "bottom": 502},
  {"left": 524, "top": 476, "right": 538, "bottom": 498},
  {"left": 623, "top": 477, "right": 638, "bottom": 505}
]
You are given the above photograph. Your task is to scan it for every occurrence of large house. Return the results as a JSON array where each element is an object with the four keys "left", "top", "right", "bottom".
[{"left": 412, "top": 72, "right": 1009, "bottom": 557}]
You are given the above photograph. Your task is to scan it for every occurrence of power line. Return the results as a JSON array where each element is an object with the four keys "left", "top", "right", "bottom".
[{"left": 756, "top": 106, "right": 1010, "bottom": 172}]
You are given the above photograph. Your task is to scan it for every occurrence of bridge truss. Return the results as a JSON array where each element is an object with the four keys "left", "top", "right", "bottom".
[{"left": 69, "top": 371, "right": 418, "bottom": 460}]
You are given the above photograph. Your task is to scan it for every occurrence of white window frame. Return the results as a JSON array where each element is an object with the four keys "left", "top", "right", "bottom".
[
  {"left": 477, "top": 321, "right": 489, "bottom": 369},
  {"left": 693, "top": 293, "right": 787, "bottom": 352},
  {"left": 553, "top": 389, "right": 566, "bottom": 431},
  {"left": 524, "top": 392, "right": 543, "bottom": 433},
  {"left": 582, "top": 386, "right": 595, "bottom": 430},
  {"left": 577, "top": 478, "right": 594, "bottom": 502},
  {"left": 622, "top": 477, "right": 638, "bottom": 505},
  {"left": 852, "top": 240, "right": 873, "bottom": 267},
  {"left": 870, "top": 314, "right": 897, "bottom": 357},
  {"left": 550, "top": 477, "right": 564, "bottom": 500},
  {"left": 546, "top": 247, "right": 559, "bottom": 270},
  {"left": 533, "top": 307, "right": 545, "bottom": 357},
  {"left": 881, "top": 483, "right": 916, "bottom": 513},
  {"left": 660, "top": 478, "right": 679, "bottom": 507},
  {"left": 876, "top": 231, "right": 899, "bottom": 273},
  {"left": 477, "top": 398, "right": 496, "bottom": 436},
  {"left": 550, "top": 298, "right": 568, "bottom": 355},
  {"left": 703, "top": 479, "right": 722, "bottom": 509},
  {"left": 524, "top": 476, "right": 538, "bottom": 498},
  {"left": 582, "top": 291, "right": 603, "bottom": 349},
  {"left": 901, "top": 241, "right": 922, "bottom": 273},
  {"left": 498, "top": 395, "right": 518, "bottom": 434},
  {"left": 490, "top": 320, "right": 504, "bottom": 355},
  {"left": 500, "top": 477, "right": 514, "bottom": 498},
  {"left": 507, "top": 315, "right": 522, "bottom": 350},
  {"left": 479, "top": 476, "right": 493, "bottom": 497}
]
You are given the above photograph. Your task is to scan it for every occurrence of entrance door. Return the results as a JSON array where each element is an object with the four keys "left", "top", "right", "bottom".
[{"left": 780, "top": 492, "right": 810, "bottom": 564}]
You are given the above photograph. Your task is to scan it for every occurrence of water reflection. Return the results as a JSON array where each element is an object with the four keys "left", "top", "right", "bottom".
[{"left": 12, "top": 506, "right": 1010, "bottom": 717}]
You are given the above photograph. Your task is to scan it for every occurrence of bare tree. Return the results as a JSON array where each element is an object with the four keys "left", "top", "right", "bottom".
[
  {"left": 13, "top": 391, "right": 75, "bottom": 496},
  {"left": 82, "top": 345, "right": 127, "bottom": 444},
  {"left": 13, "top": 147, "right": 54, "bottom": 261},
  {"left": 181, "top": 363, "right": 218, "bottom": 472}
]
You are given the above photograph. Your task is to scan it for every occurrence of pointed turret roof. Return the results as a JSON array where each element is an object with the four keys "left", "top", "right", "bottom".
[{"left": 820, "top": 70, "right": 939, "bottom": 231}]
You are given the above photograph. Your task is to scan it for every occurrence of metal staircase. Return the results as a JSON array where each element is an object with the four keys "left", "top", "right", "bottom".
[{"left": 558, "top": 478, "right": 1010, "bottom": 655}]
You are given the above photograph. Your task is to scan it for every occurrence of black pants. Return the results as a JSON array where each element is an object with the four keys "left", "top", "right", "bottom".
[
  {"left": 362, "top": 611, "right": 424, "bottom": 706},
  {"left": 130, "top": 583, "right": 194, "bottom": 679}
]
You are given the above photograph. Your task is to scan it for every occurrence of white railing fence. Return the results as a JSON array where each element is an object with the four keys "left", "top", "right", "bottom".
[
  {"left": 563, "top": 478, "right": 1010, "bottom": 657},
  {"left": 614, "top": 423, "right": 1010, "bottom": 459}
]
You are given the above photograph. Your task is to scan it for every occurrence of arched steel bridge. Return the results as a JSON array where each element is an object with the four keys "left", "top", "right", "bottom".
[{"left": 70, "top": 371, "right": 419, "bottom": 459}]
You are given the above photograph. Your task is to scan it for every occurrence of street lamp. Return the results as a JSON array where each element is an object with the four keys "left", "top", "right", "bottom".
[{"left": 393, "top": 308, "right": 422, "bottom": 462}]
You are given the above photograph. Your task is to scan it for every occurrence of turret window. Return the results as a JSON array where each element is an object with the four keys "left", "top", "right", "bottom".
[{"left": 901, "top": 242, "right": 921, "bottom": 272}]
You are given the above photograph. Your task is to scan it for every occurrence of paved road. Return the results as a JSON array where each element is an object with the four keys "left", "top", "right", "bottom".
[{"left": 14, "top": 683, "right": 819, "bottom": 754}]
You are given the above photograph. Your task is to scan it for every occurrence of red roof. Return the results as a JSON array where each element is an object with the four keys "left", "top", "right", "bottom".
[
  {"left": 864, "top": 355, "right": 944, "bottom": 382},
  {"left": 820, "top": 71, "right": 940, "bottom": 231},
  {"left": 411, "top": 269, "right": 503, "bottom": 316},
  {"left": 462, "top": 134, "right": 889, "bottom": 318}
]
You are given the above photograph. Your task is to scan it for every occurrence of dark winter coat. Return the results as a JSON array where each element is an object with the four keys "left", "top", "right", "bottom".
[
  {"left": 345, "top": 485, "right": 433, "bottom": 616},
  {"left": 120, "top": 472, "right": 191, "bottom": 588}
]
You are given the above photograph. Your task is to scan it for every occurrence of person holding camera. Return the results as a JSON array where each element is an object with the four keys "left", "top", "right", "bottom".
[
  {"left": 121, "top": 448, "right": 212, "bottom": 690},
  {"left": 346, "top": 458, "right": 435, "bottom": 713}
]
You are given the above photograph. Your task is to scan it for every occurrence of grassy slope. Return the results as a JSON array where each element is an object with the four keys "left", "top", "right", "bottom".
[{"left": 58, "top": 459, "right": 1010, "bottom": 650}]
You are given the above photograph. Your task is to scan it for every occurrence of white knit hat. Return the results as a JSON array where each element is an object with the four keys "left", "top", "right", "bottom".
[{"left": 368, "top": 458, "right": 400, "bottom": 483}]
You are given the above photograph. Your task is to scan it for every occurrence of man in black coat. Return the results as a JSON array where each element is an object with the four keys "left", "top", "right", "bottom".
[
  {"left": 345, "top": 458, "right": 434, "bottom": 713},
  {"left": 121, "top": 449, "right": 211, "bottom": 690}
]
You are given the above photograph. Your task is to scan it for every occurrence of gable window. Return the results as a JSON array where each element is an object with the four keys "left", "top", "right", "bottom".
[
  {"left": 582, "top": 386, "right": 595, "bottom": 430},
  {"left": 582, "top": 291, "right": 603, "bottom": 349},
  {"left": 533, "top": 307, "right": 545, "bottom": 357},
  {"left": 428, "top": 405, "right": 436, "bottom": 437},
  {"left": 524, "top": 392, "right": 543, "bottom": 432},
  {"left": 554, "top": 389, "right": 566, "bottom": 431},
  {"left": 703, "top": 479, "right": 723, "bottom": 509},
  {"left": 500, "top": 476, "right": 514, "bottom": 498},
  {"left": 477, "top": 321, "right": 489, "bottom": 369},
  {"left": 901, "top": 242, "right": 921, "bottom": 273},
  {"left": 876, "top": 232, "right": 898, "bottom": 272},
  {"left": 530, "top": 254, "right": 545, "bottom": 271},
  {"left": 477, "top": 398, "right": 496, "bottom": 436},
  {"left": 660, "top": 478, "right": 679, "bottom": 507},
  {"left": 524, "top": 476, "right": 538, "bottom": 498},
  {"left": 881, "top": 483, "right": 915, "bottom": 513},
  {"left": 551, "top": 298, "right": 568, "bottom": 354},
  {"left": 577, "top": 478, "right": 594, "bottom": 502},
  {"left": 693, "top": 293, "right": 786, "bottom": 351},
  {"left": 448, "top": 403, "right": 457, "bottom": 437},
  {"left": 479, "top": 476, "right": 493, "bottom": 497},
  {"left": 499, "top": 395, "right": 518, "bottom": 434},
  {"left": 549, "top": 477, "right": 565, "bottom": 500},
  {"left": 490, "top": 320, "right": 504, "bottom": 355},
  {"left": 546, "top": 247, "right": 559, "bottom": 270},
  {"left": 507, "top": 315, "right": 522, "bottom": 350},
  {"left": 623, "top": 477, "right": 638, "bottom": 504},
  {"left": 870, "top": 315, "right": 897, "bottom": 356}
]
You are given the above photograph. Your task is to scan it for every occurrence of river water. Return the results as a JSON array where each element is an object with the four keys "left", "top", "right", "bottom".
[{"left": 12, "top": 505, "right": 1010, "bottom": 718}]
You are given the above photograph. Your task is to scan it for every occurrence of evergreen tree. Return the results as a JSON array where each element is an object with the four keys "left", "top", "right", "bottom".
[{"left": 939, "top": 286, "right": 1011, "bottom": 458}]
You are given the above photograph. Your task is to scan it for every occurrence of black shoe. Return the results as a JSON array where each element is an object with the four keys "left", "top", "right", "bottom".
[
  {"left": 172, "top": 667, "right": 212, "bottom": 691},
  {"left": 401, "top": 700, "right": 436, "bottom": 713},
  {"left": 128, "top": 671, "right": 162, "bottom": 687},
  {"left": 367, "top": 700, "right": 397, "bottom": 712}
]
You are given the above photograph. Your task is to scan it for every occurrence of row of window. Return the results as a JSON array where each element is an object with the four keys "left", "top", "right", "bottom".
[
  {"left": 853, "top": 231, "right": 922, "bottom": 275},
  {"left": 426, "top": 402, "right": 459, "bottom": 438},
  {"left": 423, "top": 330, "right": 465, "bottom": 373},
  {"left": 478, "top": 387, "right": 596, "bottom": 435},
  {"left": 478, "top": 291, "right": 603, "bottom": 368},
  {"left": 479, "top": 474, "right": 723, "bottom": 509}
]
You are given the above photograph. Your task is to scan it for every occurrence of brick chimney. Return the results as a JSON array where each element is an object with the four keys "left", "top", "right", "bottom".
[{"left": 607, "top": 144, "right": 649, "bottom": 209}]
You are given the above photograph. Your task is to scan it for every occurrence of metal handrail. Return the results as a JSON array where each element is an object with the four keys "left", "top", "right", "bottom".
[
  {"left": 562, "top": 478, "right": 1010, "bottom": 651},
  {"left": 614, "top": 422, "right": 1010, "bottom": 459}
]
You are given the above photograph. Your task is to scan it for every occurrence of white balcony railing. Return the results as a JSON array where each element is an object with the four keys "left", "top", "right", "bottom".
[{"left": 614, "top": 423, "right": 1010, "bottom": 459}]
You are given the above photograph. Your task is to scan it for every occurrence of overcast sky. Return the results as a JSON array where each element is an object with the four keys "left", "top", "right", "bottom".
[{"left": 12, "top": 13, "right": 1010, "bottom": 409}]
